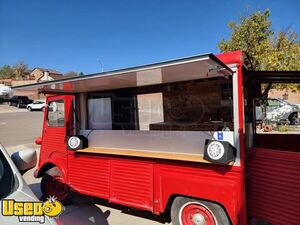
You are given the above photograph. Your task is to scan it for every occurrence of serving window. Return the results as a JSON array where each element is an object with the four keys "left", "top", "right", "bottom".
[
  {"left": 88, "top": 97, "right": 112, "bottom": 130},
  {"left": 86, "top": 77, "right": 233, "bottom": 132}
]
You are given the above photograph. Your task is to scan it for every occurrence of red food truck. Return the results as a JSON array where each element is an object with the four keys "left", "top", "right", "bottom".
[{"left": 14, "top": 51, "right": 300, "bottom": 225}]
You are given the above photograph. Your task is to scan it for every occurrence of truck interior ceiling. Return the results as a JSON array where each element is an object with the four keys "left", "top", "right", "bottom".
[
  {"left": 250, "top": 71, "right": 300, "bottom": 152},
  {"left": 78, "top": 76, "right": 234, "bottom": 132}
]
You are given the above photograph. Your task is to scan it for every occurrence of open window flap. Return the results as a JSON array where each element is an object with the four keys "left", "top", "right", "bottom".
[{"left": 13, "top": 53, "right": 233, "bottom": 94}]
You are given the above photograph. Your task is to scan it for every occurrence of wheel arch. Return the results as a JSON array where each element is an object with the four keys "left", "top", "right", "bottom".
[
  {"left": 288, "top": 111, "right": 298, "bottom": 118},
  {"left": 288, "top": 111, "right": 298, "bottom": 124},
  {"left": 36, "top": 162, "right": 65, "bottom": 179}
]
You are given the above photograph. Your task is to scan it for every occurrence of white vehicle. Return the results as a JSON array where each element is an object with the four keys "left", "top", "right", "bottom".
[
  {"left": 26, "top": 100, "right": 46, "bottom": 111},
  {"left": 0, "top": 144, "right": 58, "bottom": 225},
  {"left": 0, "top": 84, "right": 12, "bottom": 104},
  {"left": 256, "top": 98, "right": 299, "bottom": 124}
]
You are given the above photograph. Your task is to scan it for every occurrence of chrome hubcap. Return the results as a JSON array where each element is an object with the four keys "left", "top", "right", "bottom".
[{"left": 192, "top": 213, "right": 206, "bottom": 225}]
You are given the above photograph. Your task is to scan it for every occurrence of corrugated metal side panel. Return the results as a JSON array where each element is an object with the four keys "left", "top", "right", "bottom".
[
  {"left": 110, "top": 159, "right": 154, "bottom": 211},
  {"left": 68, "top": 155, "right": 110, "bottom": 199},
  {"left": 40, "top": 128, "right": 67, "bottom": 167},
  {"left": 41, "top": 128, "right": 66, "bottom": 152},
  {"left": 247, "top": 148, "right": 300, "bottom": 225}
]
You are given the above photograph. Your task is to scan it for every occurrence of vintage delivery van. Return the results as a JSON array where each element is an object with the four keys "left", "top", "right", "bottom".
[{"left": 14, "top": 51, "right": 300, "bottom": 225}]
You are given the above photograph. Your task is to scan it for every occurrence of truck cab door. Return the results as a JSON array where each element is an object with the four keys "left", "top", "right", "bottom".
[{"left": 39, "top": 95, "right": 73, "bottom": 171}]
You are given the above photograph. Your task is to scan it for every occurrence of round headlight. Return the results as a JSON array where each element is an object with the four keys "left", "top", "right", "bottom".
[
  {"left": 68, "top": 136, "right": 80, "bottom": 149},
  {"left": 207, "top": 141, "right": 225, "bottom": 160}
]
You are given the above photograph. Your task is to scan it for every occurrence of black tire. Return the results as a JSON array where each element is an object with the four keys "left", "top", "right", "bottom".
[
  {"left": 8, "top": 101, "right": 12, "bottom": 106},
  {"left": 27, "top": 106, "right": 32, "bottom": 111},
  {"left": 17, "top": 103, "right": 20, "bottom": 108},
  {"left": 171, "top": 196, "right": 230, "bottom": 225},
  {"left": 41, "top": 173, "right": 73, "bottom": 205},
  {"left": 288, "top": 112, "right": 298, "bottom": 125}
]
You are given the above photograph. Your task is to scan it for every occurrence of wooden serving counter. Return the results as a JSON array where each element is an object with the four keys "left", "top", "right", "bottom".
[
  {"left": 76, "top": 147, "right": 211, "bottom": 163},
  {"left": 149, "top": 122, "right": 234, "bottom": 131}
]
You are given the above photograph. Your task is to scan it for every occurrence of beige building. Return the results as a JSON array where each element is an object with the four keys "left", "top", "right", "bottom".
[
  {"left": 30, "top": 68, "right": 63, "bottom": 82},
  {"left": 269, "top": 89, "right": 300, "bottom": 105},
  {"left": 11, "top": 68, "right": 63, "bottom": 100}
]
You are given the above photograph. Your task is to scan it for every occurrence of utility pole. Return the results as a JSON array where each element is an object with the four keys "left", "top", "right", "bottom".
[{"left": 97, "top": 59, "right": 104, "bottom": 72}]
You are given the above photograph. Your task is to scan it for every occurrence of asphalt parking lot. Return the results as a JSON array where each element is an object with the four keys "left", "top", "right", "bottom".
[
  {"left": 0, "top": 105, "right": 43, "bottom": 146},
  {"left": 0, "top": 104, "right": 171, "bottom": 225}
]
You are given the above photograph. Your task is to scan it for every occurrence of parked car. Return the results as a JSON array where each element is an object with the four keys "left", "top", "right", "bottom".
[
  {"left": 0, "top": 144, "right": 58, "bottom": 225},
  {"left": 9, "top": 96, "right": 33, "bottom": 108},
  {"left": 0, "top": 84, "right": 12, "bottom": 104},
  {"left": 256, "top": 98, "right": 299, "bottom": 124},
  {"left": 26, "top": 100, "right": 46, "bottom": 111}
]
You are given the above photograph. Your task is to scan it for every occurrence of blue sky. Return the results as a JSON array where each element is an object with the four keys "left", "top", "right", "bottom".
[{"left": 0, "top": 0, "right": 299, "bottom": 74}]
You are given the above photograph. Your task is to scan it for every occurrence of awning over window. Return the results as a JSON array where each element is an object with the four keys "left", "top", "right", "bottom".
[{"left": 13, "top": 53, "right": 233, "bottom": 94}]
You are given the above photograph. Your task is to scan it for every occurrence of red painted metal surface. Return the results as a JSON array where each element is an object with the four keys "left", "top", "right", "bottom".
[
  {"left": 216, "top": 50, "right": 243, "bottom": 66},
  {"left": 110, "top": 159, "right": 154, "bottom": 211},
  {"left": 217, "top": 51, "right": 247, "bottom": 225},
  {"left": 67, "top": 154, "right": 154, "bottom": 211},
  {"left": 66, "top": 152, "right": 242, "bottom": 224},
  {"left": 66, "top": 152, "right": 243, "bottom": 225},
  {"left": 36, "top": 95, "right": 73, "bottom": 179},
  {"left": 35, "top": 51, "right": 249, "bottom": 225},
  {"left": 247, "top": 148, "right": 300, "bottom": 225},
  {"left": 154, "top": 162, "right": 243, "bottom": 225},
  {"left": 68, "top": 154, "right": 110, "bottom": 199}
]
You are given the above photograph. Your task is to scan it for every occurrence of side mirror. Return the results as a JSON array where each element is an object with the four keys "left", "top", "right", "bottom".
[{"left": 11, "top": 149, "right": 37, "bottom": 174}]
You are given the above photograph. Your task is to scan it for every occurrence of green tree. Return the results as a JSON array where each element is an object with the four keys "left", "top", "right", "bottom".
[
  {"left": 0, "top": 65, "right": 14, "bottom": 79},
  {"left": 64, "top": 71, "right": 79, "bottom": 78},
  {"left": 12, "top": 61, "right": 28, "bottom": 80},
  {"left": 218, "top": 9, "right": 300, "bottom": 71}
]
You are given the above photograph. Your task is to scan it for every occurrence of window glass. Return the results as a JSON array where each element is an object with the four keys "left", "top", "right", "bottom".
[
  {"left": 47, "top": 100, "right": 65, "bottom": 126},
  {"left": 86, "top": 78, "right": 234, "bottom": 131},
  {"left": 255, "top": 83, "right": 300, "bottom": 134},
  {"left": 88, "top": 97, "right": 112, "bottom": 130},
  {"left": 268, "top": 99, "right": 280, "bottom": 107},
  {"left": 0, "top": 150, "right": 15, "bottom": 199},
  {"left": 137, "top": 93, "right": 164, "bottom": 130}
]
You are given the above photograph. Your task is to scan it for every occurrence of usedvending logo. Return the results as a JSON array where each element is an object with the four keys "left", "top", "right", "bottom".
[{"left": 1, "top": 196, "right": 63, "bottom": 223}]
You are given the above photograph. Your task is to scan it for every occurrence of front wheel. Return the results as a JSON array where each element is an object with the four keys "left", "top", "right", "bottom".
[
  {"left": 17, "top": 103, "right": 20, "bottom": 108},
  {"left": 41, "top": 173, "right": 73, "bottom": 205},
  {"left": 289, "top": 112, "right": 298, "bottom": 125},
  {"left": 171, "top": 197, "right": 230, "bottom": 225},
  {"left": 27, "top": 106, "right": 32, "bottom": 111}
]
